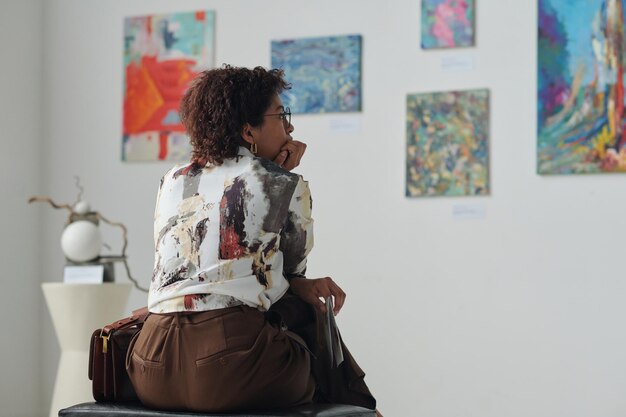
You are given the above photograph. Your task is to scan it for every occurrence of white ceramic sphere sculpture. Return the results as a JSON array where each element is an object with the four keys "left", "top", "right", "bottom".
[
  {"left": 60, "top": 220, "right": 102, "bottom": 262},
  {"left": 73, "top": 200, "right": 91, "bottom": 215}
]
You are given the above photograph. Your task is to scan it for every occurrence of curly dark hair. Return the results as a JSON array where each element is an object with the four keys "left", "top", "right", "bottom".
[{"left": 179, "top": 65, "right": 291, "bottom": 166}]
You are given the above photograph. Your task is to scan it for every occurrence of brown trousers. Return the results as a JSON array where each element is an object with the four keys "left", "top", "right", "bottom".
[{"left": 126, "top": 295, "right": 375, "bottom": 413}]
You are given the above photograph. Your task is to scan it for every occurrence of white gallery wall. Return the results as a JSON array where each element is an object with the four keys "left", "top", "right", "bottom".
[
  {"left": 0, "top": 1, "right": 43, "bottom": 416},
  {"left": 15, "top": 0, "right": 626, "bottom": 416}
]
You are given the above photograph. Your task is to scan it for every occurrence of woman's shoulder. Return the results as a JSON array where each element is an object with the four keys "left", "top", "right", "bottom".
[
  {"left": 246, "top": 157, "right": 309, "bottom": 203},
  {"left": 161, "top": 160, "right": 235, "bottom": 185},
  {"left": 250, "top": 156, "right": 303, "bottom": 182},
  {"left": 159, "top": 162, "right": 199, "bottom": 182},
  {"left": 158, "top": 156, "right": 308, "bottom": 190}
]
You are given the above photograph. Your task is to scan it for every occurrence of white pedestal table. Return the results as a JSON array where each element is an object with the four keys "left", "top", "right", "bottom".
[{"left": 42, "top": 283, "right": 132, "bottom": 417}]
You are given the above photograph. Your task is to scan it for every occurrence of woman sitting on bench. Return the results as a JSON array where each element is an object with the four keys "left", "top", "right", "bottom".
[{"left": 126, "top": 65, "right": 381, "bottom": 416}]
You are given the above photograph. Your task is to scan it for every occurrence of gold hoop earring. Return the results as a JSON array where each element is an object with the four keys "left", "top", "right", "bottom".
[{"left": 250, "top": 142, "right": 258, "bottom": 154}]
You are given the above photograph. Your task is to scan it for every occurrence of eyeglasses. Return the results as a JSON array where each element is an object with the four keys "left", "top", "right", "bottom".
[{"left": 264, "top": 107, "right": 291, "bottom": 128}]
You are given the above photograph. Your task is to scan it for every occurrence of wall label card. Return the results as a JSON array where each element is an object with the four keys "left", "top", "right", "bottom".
[
  {"left": 441, "top": 55, "right": 475, "bottom": 72},
  {"left": 63, "top": 265, "right": 104, "bottom": 284},
  {"left": 329, "top": 116, "right": 362, "bottom": 134},
  {"left": 452, "top": 203, "right": 486, "bottom": 220}
]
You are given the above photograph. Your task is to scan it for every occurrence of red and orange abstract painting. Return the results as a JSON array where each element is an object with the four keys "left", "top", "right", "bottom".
[{"left": 123, "top": 11, "right": 214, "bottom": 161}]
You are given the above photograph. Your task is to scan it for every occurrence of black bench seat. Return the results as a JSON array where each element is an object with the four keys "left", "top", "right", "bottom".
[{"left": 59, "top": 402, "right": 376, "bottom": 417}]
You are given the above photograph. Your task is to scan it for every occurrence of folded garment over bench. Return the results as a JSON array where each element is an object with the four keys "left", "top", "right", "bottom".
[{"left": 59, "top": 402, "right": 376, "bottom": 417}]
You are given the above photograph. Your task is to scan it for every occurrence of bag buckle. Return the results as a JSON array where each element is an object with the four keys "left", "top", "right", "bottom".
[{"left": 99, "top": 329, "right": 109, "bottom": 354}]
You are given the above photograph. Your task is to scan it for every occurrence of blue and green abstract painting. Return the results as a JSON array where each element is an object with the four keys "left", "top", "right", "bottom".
[
  {"left": 271, "top": 35, "right": 362, "bottom": 114},
  {"left": 406, "top": 89, "right": 490, "bottom": 197},
  {"left": 538, "top": 0, "right": 626, "bottom": 174}
]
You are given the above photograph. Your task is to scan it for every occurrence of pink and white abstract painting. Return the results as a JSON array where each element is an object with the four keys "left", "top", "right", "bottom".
[{"left": 421, "top": 0, "right": 475, "bottom": 49}]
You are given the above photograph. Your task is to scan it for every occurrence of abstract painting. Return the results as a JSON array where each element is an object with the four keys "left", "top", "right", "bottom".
[
  {"left": 123, "top": 10, "right": 214, "bottom": 161},
  {"left": 271, "top": 35, "right": 362, "bottom": 114},
  {"left": 406, "top": 89, "right": 489, "bottom": 197},
  {"left": 538, "top": 0, "right": 626, "bottom": 174},
  {"left": 421, "top": 0, "right": 475, "bottom": 49}
]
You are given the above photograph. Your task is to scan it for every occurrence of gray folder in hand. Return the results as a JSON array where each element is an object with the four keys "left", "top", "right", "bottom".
[{"left": 323, "top": 296, "right": 344, "bottom": 368}]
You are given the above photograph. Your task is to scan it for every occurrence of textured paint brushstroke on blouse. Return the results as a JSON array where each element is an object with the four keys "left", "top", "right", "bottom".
[{"left": 149, "top": 147, "right": 313, "bottom": 313}]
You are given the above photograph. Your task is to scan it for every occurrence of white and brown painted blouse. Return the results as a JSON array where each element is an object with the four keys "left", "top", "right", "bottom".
[{"left": 149, "top": 147, "right": 313, "bottom": 313}]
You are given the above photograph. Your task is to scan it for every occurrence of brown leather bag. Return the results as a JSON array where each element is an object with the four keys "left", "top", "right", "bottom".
[{"left": 88, "top": 307, "right": 149, "bottom": 402}]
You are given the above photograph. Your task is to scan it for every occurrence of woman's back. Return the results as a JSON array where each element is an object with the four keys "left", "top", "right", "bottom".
[{"left": 150, "top": 147, "right": 313, "bottom": 313}]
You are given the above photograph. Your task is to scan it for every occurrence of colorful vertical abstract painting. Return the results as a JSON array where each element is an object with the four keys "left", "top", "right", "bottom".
[
  {"left": 538, "top": 0, "right": 626, "bottom": 174},
  {"left": 123, "top": 11, "right": 214, "bottom": 161},
  {"left": 271, "top": 35, "right": 362, "bottom": 114},
  {"left": 421, "top": 0, "right": 475, "bottom": 49},
  {"left": 406, "top": 89, "right": 489, "bottom": 197}
]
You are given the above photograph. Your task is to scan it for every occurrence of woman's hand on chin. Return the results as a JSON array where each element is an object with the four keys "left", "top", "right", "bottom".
[
  {"left": 274, "top": 140, "right": 307, "bottom": 170},
  {"left": 289, "top": 276, "right": 346, "bottom": 315}
]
